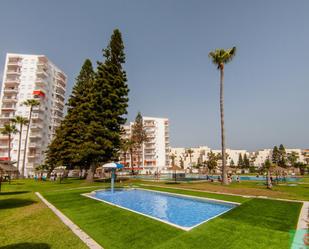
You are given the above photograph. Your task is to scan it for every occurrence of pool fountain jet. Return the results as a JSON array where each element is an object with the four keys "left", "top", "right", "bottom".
[{"left": 102, "top": 162, "right": 123, "bottom": 193}]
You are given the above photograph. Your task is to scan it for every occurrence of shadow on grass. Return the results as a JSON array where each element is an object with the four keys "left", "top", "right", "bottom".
[
  {"left": 0, "top": 243, "right": 50, "bottom": 249},
  {"left": 0, "top": 198, "right": 36, "bottom": 210},
  {"left": 0, "top": 191, "right": 30, "bottom": 196},
  {"left": 165, "top": 182, "right": 181, "bottom": 185}
]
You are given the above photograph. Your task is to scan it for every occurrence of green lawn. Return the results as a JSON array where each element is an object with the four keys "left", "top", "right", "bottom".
[
  {"left": 133, "top": 178, "right": 309, "bottom": 201},
  {"left": 0, "top": 179, "right": 303, "bottom": 249}
]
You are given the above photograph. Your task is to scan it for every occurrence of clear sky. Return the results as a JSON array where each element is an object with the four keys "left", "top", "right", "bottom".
[{"left": 0, "top": 0, "right": 308, "bottom": 151}]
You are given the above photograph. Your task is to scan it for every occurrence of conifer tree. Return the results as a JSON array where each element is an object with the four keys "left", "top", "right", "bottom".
[
  {"left": 238, "top": 154, "right": 243, "bottom": 168},
  {"left": 46, "top": 59, "right": 95, "bottom": 171},
  {"left": 243, "top": 154, "right": 250, "bottom": 169},
  {"left": 272, "top": 146, "right": 280, "bottom": 164},
  {"left": 278, "top": 144, "right": 287, "bottom": 167},
  {"left": 131, "top": 112, "right": 148, "bottom": 169},
  {"left": 85, "top": 29, "right": 129, "bottom": 181}
]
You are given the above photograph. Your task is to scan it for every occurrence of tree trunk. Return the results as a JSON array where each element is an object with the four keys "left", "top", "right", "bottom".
[
  {"left": 17, "top": 123, "right": 23, "bottom": 173},
  {"left": 8, "top": 133, "right": 11, "bottom": 161},
  {"left": 22, "top": 107, "right": 33, "bottom": 178},
  {"left": 220, "top": 65, "right": 228, "bottom": 185},
  {"left": 130, "top": 148, "right": 134, "bottom": 175},
  {"left": 267, "top": 170, "right": 272, "bottom": 189},
  {"left": 86, "top": 164, "right": 96, "bottom": 182}
]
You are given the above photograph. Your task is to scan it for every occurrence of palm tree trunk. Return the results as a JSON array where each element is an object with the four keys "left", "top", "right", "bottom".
[
  {"left": 267, "top": 170, "right": 272, "bottom": 189},
  {"left": 17, "top": 123, "right": 23, "bottom": 172},
  {"left": 220, "top": 65, "right": 228, "bottom": 185},
  {"left": 22, "top": 107, "right": 33, "bottom": 178},
  {"left": 130, "top": 148, "right": 134, "bottom": 174},
  {"left": 8, "top": 133, "right": 11, "bottom": 160}
]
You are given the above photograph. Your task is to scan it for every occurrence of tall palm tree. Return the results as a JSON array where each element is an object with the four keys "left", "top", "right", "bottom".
[
  {"left": 186, "top": 148, "right": 194, "bottom": 166},
  {"left": 12, "top": 116, "right": 29, "bottom": 172},
  {"left": 209, "top": 47, "right": 236, "bottom": 185},
  {"left": 21, "top": 99, "right": 40, "bottom": 178},
  {"left": 0, "top": 123, "right": 18, "bottom": 160}
]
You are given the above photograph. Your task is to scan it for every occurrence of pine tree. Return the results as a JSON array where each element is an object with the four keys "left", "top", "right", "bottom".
[
  {"left": 131, "top": 112, "right": 148, "bottom": 170},
  {"left": 45, "top": 59, "right": 95, "bottom": 171},
  {"left": 278, "top": 144, "right": 286, "bottom": 167},
  {"left": 272, "top": 146, "right": 280, "bottom": 164},
  {"left": 238, "top": 154, "right": 243, "bottom": 168},
  {"left": 85, "top": 29, "right": 129, "bottom": 181},
  {"left": 243, "top": 154, "right": 250, "bottom": 169}
]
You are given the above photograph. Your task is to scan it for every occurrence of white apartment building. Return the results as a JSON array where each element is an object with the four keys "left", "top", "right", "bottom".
[
  {"left": 0, "top": 53, "right": 67, "bottom": 176},
  {"left": 170, "top": 146, "right": 248, "bottom": 169},
  {"left": 170, "top": 146, "right": 211, "bottom": 169},
  {"left": 120, "top": 116, "right": 170, "bottom": 172}
]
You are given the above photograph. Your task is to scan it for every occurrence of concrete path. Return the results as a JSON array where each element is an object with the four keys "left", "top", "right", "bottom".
[
  {"left": 297, "top": 201, "right": 309, "bottom": 229},
  {"left": 35, "top": 192, "right": 103, "bottom": 249}
]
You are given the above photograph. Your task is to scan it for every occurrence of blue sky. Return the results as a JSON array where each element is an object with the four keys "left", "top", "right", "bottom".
[{"left": 0, "top": 0, "right": 308, "bottom": 151}]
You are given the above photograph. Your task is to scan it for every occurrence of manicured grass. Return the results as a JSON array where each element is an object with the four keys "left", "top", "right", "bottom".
[
  {"left": 133, "top": 178, "right": 309, "bottom": 201},
  {"left": 0, "top": 183, "right": 88, "bottom": 249},
  {"left": 43, "top": 185, "right": 301, "bottom": 249},
  {"left": 0, "top": 178, "right": 110, "bottom": 249},
  {"left": 136, "top": 185, "right": 248, "bottom": 203},
  {"left": 0, "top": 179, "right": 303, "bottom": 249}
]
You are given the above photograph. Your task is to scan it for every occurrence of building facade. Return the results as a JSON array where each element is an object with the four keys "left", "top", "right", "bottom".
[
  {"left": 0, "top": 53, "right": 67, "bottom": 176},
  {"left": 170, "top": 146, "right": 249, "bottom": 169},
  {"left": 120, "top": 116, "right": 170, "bottom": 172}
]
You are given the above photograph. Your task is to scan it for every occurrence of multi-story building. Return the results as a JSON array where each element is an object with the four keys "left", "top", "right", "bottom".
[
  {"left": 120, "top": 116, "right": 170, "bottom": 172},
  {"left": 170, "top": 146, "right": 248, "bottom": 169},
  {"left": 302, "top": 149, "right": 309, "bottom": 165},
  {"left": 0, "top": 53, "right": 67, "bottom": 176}
]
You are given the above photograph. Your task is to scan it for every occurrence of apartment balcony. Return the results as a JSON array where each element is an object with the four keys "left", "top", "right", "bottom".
[
  {"left": 38, "top": 56, "right": 48, "bottom": 65},
  {"left": 28, "top": 142, "right": 39, "bottom": 148},
  {"left": 55, "top": 99, "right": 65, "bottom": 109},
  {"left": 0, "top": 114, "right": 15, "bottom": 120},
  {"left": 30, "top": 123, "right": 43, "bottom": 130},
  {"left": 36, "top": 70, "right": 48, "bottom": 78},
  {"left": 1, "top": 105, "right": 16, "bottom": 111},
  {"left": 4, "top": 88, "right": 18, "bottom": 94},
  {"left": 53, "top": 106, "right": 63, "bottom": 114},
  {"left": 144, "top": 147, "right": 155, "bottom": 151},
  {"left": 0, "top": 144, "right": 8, "bottom": 149},
  {"left": 35, "top": 78, "right": 48, "bottom": 87},
  {"left": 32, "top": 106, "right": 45, "bottom": 113},
  {"left": 6, "top": 70, "right": 21, "bottom": 76},
  {"left": 0, "top": 135, "right": 9, "bottom": 140},
  {"left": 56, "top": 84, "right": 66, "bottom": 94},
  {"left": 57, "top": 71, "right": 66, "bottom": 81},
  {"left": 7, "top": 58, "right": 22, "bottom": 66},
  {"left": 55, "top": 91, "right": 65, "bottom": 100},
  {"left": 29, "top": 132, "right": 42, "bottom": 138},
  {"left": 53, "top": 116, "right": 62, "bottom": 122},
  {"left": 4, "top": 81, "right": 19, "bottom": 88},
  {"left": 2, "top": 97, "right": 17, "bottom": 103},
  {"left": 57, "top": 79, "right": 66, "bottom": 88},
  {"left": 31, "top": 113, "right": 43, "bottom": 120}
]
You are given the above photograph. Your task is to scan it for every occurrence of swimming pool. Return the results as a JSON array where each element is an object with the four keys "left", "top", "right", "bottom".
[{"left": 84, "top": 188, "right": 237, "bottom": 230}]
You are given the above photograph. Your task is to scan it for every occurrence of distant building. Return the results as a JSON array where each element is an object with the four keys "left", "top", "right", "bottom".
[
  {"left": 302, "top": 149, "right": 309, "bottom": 164},
  {"left": 120, "top": 116, "right": 170, "bottom": 172},
  {"left": 0, "top": 53, "right": 67, "bottom": 176},
  {"left": 170, "top": 147, "right": 248, "bottom": 169}
]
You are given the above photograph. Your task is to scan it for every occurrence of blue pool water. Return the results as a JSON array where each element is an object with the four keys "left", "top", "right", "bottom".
[{"left": 93, "top": 188, "right": 236, "bottom": 229}]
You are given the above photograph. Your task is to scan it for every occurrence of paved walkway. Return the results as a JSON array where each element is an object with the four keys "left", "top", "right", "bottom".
[{"left": 35, "top": 192, "right": 103, "bottom": 249}]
